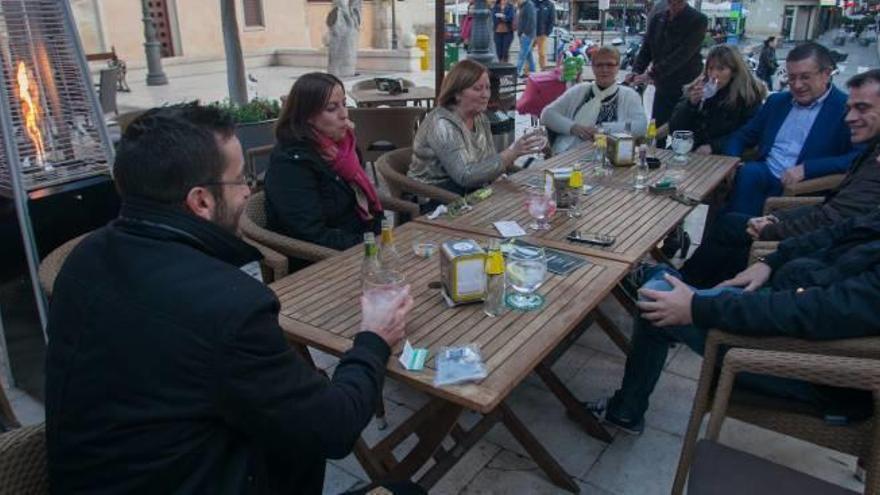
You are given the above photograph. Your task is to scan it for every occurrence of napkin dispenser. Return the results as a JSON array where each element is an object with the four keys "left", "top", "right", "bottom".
[
  {"left": 607, "top": 132, "right": 635, "bottom": 166},
  {"left": 544, "top": 167, "right": 574, "bottom": 209},
  {"left": 440, "top": 240, "right": 487, "bottom": 304}
]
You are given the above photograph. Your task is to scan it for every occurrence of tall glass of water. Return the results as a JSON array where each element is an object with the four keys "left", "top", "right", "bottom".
[
  {"left": 505, "top": 245, "right": 548, "bottom": 311},
  {"left": 669, "top": 130, "right": 694, "bottom": 184},
  {"left": 363, "top": 269, "right": 407, "bottom": 327}
]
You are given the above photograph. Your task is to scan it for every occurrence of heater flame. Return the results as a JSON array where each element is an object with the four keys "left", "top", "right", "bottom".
[{"left": 16, "top": 61, "right": 46, "bottom": 166}]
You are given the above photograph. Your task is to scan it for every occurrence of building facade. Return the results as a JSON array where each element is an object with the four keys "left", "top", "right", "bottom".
[{"left": 70, "top": 0, "right": 435, "bottom": 70}]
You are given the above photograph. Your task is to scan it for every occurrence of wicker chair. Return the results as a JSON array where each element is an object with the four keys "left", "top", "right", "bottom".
[
  {"left": 0, "top": 423, "right": 48, "bottom": 494},
  {"left": 240, "top": 191, "right": 418, "bottom": 264},
  {"left": 348, "top": 107, "right": 427, "bottom": 183},
  {"left": 784, "top": 173, "right": 846, "bottom": 197},
  {"left": 376, "top": 148, "right": 462, "bottom": 206},
  {"left": 686, "top": 349, "right": 880, "bottom": 495},
  {"left": 672, "top": 331, "right": 880, "bottom": 494},
  {"left": 37, "top": 234, "right": 88, "bottom": 299},
  {"left": 746, "top": 195, "right": 825, "bottom": 264}
]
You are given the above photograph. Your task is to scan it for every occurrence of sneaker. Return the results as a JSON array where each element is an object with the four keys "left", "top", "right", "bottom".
[{"left": 583, "top": 398, "right": 645, "bottom": 436}]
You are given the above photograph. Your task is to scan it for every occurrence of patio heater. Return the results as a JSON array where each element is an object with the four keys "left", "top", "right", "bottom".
[{"left": 0, "top": 0, "right": 115, "bottom": 335}]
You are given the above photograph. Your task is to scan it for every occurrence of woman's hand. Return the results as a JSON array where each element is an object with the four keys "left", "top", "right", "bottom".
[
  {"left": 687, "top": 78, "right": 705, "bottom": 105},
  {"left": 511, "top": 133, "right": 546, "bottom": 157},
  {"left": 570, "top": 124, "right": 596, "bottom": 141}
]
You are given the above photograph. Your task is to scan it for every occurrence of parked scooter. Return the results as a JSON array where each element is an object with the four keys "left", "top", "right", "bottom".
[{"left": 620, "top": 40, "right": 641, "bottom": 70}]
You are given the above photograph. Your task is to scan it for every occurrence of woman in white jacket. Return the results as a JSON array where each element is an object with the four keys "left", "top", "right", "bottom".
[{"left": 541, "top": 46, "right": 648, "bottom": 154}]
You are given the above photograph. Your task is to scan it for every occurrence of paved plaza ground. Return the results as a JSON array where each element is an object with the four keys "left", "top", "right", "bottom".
[{"left": 6, "top": 31, "right": 879, "bottom": 494}]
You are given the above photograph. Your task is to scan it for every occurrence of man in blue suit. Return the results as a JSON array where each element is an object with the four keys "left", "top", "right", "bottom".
[{"left": 723, "top": 42, "right": 861, "bottom": 216}]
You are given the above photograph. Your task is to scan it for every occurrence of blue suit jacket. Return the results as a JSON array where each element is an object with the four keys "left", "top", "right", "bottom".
[{"left": 723, "top": 86, "right": 861, "bottom": 179}]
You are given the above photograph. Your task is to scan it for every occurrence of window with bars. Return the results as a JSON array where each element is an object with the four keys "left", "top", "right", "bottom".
[{"left": 242, "top": 0, "right": 265, "bottom": 27}]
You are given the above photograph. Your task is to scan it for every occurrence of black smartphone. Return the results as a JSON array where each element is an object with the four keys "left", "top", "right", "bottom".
[
  {"left": 671, "top": 192, "right": 700, "bottom": 206},
  {"left": 567, "top": 231, "right": 615, "bottom": 246}
]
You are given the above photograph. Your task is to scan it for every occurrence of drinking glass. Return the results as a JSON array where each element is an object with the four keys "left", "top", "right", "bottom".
[
  {"left": 363, "top": 269, "right": 407, "bottom": 316},
  {"left": 669, "top": 130, "right": 694, "bottom": 184},
  {"left": 505, "top": 245, "right": 548, "bottom": 311},
  {"left": 525, "top": 191, "right": 557, "bottom": 231}
]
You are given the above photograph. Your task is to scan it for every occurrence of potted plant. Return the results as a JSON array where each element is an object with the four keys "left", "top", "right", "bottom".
[{"left": 210, "top": 98, "right": 281, "bottom": 178}]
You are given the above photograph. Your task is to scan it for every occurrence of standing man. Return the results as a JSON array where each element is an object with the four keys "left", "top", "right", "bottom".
[
  {"left": 626, "top": 0, "right": 707, "bottom": 132},
  {"left": 516, "top": 0, "right": 537, "bottom": 78},
  {"left": 757, "top": 36, "right": 779, "bottom": 91},
  {"left": 45, "top": 103, "right": 414, "bottom": 494},
  {"left": 534, "top": 0, "right": 556, "bottom": 70}
]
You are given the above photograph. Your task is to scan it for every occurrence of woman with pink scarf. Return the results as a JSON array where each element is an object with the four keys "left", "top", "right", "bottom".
[{"left": 265, "top": 73, "right": 383, "bottom": 252}]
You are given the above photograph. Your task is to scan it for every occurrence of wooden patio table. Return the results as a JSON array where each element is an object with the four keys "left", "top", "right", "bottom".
[
  {"left": 351, "top": 86, "right": 436, "bottom": 108},
  {"left": 415, "top": 145, "right": 741, "bottom": 265},
  {"left": 271, "top": 222, "right": 629, "bottom": 492}
]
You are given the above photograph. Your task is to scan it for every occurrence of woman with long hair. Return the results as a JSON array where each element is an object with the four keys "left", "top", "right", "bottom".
[
  {"left": 408, "top": 59, "right": 543, "bottom": 194},
  {"left": 492, "top": 0, "right": 515, "bottom": 62},
  {"left": 265, "top": 72, "right": 382, "bottom": 251},
  {"left": 668, "top": 44, "right": 767, "bottom": 155}
]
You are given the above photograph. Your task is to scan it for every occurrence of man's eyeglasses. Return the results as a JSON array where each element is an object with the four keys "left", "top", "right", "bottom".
[
  {"left": 593, "top": 63, "right": 618, "bottom": 69},
  {"left": 200, "top": 173, "right": 258, "bottom": 190}
]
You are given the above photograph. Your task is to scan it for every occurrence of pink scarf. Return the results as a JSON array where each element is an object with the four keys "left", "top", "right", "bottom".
[{"left": 313, "top": 128, "right": 383, "bottom": 221}]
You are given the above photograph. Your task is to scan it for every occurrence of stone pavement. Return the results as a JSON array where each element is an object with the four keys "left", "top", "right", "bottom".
[{"left": 8, "top": 33, "right": 876, "bottom": 494}]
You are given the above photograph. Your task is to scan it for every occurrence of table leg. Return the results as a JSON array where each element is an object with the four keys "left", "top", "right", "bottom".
[
  {"left": 612, "top": 283, "right": 639, "bottom": 317},
  {"left": 593, "top": 306, "right": 632, "bottom": 356},
  {"left": 418, "top": 410, "right": 502, "bottom": 488},
  {"left": 366, "top": 398, "right": 463, "bottom": 481},
  {"left": 535, "top": 362, "right": 613, "bottom": 443},
  {"left": 499, "top": 402, "right": 581, "bottom": 493}
]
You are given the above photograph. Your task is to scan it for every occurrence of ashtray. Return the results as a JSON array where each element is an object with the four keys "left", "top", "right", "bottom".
[
  {"left": 648, "top": 179, "right": 677, "bottom": 195},
  {"left": 646, "top": 157, "right": 662, "bottom": 170}
]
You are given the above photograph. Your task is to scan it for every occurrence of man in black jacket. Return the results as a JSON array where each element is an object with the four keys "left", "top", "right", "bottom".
[
  {"left": 585, "top": 208, "right": 880, "bottom": 435},
  {"left": 45, "top": 103, "right": 413, "bottom": 494},
  {"left": 626, "top": 0, "right": 707, "bottom": 131},
  {"left": 680, "top": 69, "right": 880, "bottom": 288}
]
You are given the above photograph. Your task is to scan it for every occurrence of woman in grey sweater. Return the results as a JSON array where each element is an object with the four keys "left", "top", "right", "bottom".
[{"left": 408, "top": 60, "right": 544, "bottom": 194}]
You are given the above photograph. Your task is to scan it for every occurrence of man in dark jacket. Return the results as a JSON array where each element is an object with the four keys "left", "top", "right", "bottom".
[
  {"left": 585, "top": 208, "right": 880, "bottom": 434},
  {"left": 680, "top": 69, "right": 880, "bottom": 288},
  {"left": 534, "top": 0, "right": 555, "bottom": 70},
  {"left": 626, "top": 0, "right": 707, "bottom": 131},
  {"left": 45, "top": 103, "right": 413, "bottom": 494}
]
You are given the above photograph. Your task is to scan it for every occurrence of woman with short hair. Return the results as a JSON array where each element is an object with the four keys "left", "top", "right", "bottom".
[
  {"left": 408, "top": 59, "right": 543, "bottom": 194},
  {"left": 540, "top": 46, "right": 648, "bottom": 154}
]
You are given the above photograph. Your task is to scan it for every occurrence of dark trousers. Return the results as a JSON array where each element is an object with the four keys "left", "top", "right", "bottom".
[
  {"left": 652, "top": 84, "right": 683, "bottom": 147},
  {"left": 726, "top": 161, "right": 784, "bottom": 216},
  {"left": 494, "top": 31, "right": 514, "bottom": 62},
  {"left": 679, "top": 213, "right": 753, "bottom": 289},
  {"left": 606, "top": 265, "right": 823, "bottom": 424},
  {"left": 760, "top": 73, "right": 773, "bottom": 91}
]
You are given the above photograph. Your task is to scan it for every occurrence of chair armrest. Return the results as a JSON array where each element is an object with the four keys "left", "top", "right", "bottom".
[
  {"left": 705, "top": 329, "right": 880, "bottom": 361},
  {"left": 783, "top": 174, "right": 845, "bottom": 197},
  {"left": 763, "top": 196, "right": 824, "bottom": 215},
  {"left": 379, "top": 194, "right": 420, "bottom": 219},
  {"left": 240, "top": 216, "right": 342, "bottom": 262},
  {"left": 242, "top": 238, "right": 289, "bottom": 283},
  {"left": 705, "top": 349, "right": 880, "bottom": 439}
]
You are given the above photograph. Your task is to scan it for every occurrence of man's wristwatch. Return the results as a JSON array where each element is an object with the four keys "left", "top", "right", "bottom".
[{"left": 756, "top": 256, "right": 770, "bottom": 265}]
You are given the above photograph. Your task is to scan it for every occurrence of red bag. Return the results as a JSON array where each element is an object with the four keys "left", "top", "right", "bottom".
[{"left": 515, "top": 69, "right": 566, "bottom": 118}]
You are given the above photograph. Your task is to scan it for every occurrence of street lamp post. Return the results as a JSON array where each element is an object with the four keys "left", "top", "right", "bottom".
[
  {"left": 467, "top": 0, "right": 498, "bottom": 64},
  {"left": 141, "top": 0, "right": 168, "bottom": 86},
  {"left": 391, "top": 0, "right": 399, "bottom": 49}
]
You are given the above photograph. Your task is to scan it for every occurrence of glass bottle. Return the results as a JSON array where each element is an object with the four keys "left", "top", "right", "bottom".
[
  {"left": 361, "top": 233, "right": 382, "bottom": 288},
  {"left": 646, "top": 118, "right": 657, "bottom": 159},
  {"left": 379, "top": 219, "right": 402, "bottom": 269},
  {"left": 483, "top": 239, "right": 507, "bottom": 317},
  {"left": 634, "top": 144, "right": 649, "bottom": 190},
  {"left": 594, "top": 132, "right": 610, "bottom": 177},
  {"left": 568, "top": 162, "right": 583, "bottom": 218}
]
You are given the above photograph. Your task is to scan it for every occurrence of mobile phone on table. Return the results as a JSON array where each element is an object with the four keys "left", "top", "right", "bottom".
[{"left": 566, "top": 231, "right": 615, "bottom": 246}]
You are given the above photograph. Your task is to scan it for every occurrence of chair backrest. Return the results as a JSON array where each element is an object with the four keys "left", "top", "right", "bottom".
[
  {"left": 98, "top": 67, "right": 119, "bottom": 116},
  {"left": 0, "top": 424, "right": 48, "bottom": 494},
  {"left": 38, "top": 234, "right": 88, "bottom": 299},
  {"left": 348, "top": 107, "right": 427, "bottom": 163},
  {"left": 246, "top": 144, "right": 274, "bottom": 184},
  {"left": 244, "top": 191, "right": 269, "bottom": 230}
]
